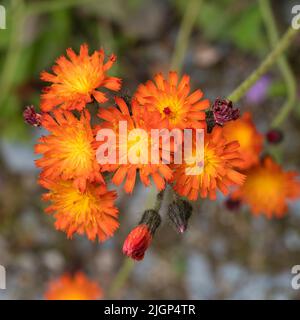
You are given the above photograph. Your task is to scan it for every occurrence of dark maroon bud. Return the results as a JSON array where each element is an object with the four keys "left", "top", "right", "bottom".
[
  {"left": 266, "top": 129, "right": 283, "bottom": 144},
  {"left": 225, "top": 197, "right": 241, "bottom": 211},
  {"left": 212, "top": 98, "right": 239, "bottom": 126},
  {"left": 168, "top": 199, "right": 193, "bottom": 233},
  {"left": 23, "top": 105, "right": 42, "bottom": 127}
]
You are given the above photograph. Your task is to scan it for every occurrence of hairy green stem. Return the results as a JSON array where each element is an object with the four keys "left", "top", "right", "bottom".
[
  {"left": 258, "top": 0, "right": 297, "bottom": 128},
  {"left": 153, "top": 190, "right": 165, "bottom": 212},
  {"left": 170, "top": 0, "right": 203, "bottom": 74},
  {"left": 227, "top": 27, "right": 298, "bottom": 103},
  {"left": 107, "top": 258, "right": 135, "bottom": 298},
  {"left": 107, "top": 189, "right": 165, "bottom": 298}
]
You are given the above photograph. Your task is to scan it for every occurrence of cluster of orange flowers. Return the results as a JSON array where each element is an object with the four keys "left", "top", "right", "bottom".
[
  {"left": 223, "top": 112, "right": 300, "bottom": 218},
  {"left": 25, "top": 44, "right": 300, "bottom": 258}
]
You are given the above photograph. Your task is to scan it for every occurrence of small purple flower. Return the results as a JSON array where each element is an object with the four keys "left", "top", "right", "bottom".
[
  {"left": 212, "top": 98, "right": 239, "bottom": 126},
  {"left": 23, "top": 105, "right": 42, "bottom": 127},
  {"left": 245, "top": 75, "right": 271, "bottom": 104}
]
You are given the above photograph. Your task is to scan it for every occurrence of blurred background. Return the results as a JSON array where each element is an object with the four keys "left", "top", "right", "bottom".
[{"left": 1, "top": 0, "right": 300, "bottom": 299}]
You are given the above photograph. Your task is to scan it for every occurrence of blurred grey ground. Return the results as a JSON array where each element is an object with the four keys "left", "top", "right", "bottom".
[{"left": 1, "top": 0, "right": 300, "bottom": 299}]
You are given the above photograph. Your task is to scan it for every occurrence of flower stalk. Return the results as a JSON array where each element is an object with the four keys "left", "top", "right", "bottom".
[
  {"left": 258, "top": 0, "right": 297, "bottom": 128},
  {"left": 227, "top": 27, "right": 299, "bottom": 103}
]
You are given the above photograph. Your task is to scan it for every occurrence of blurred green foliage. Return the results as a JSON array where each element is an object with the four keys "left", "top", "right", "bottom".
[
  {"left": 176, "top": 0, "right": 267, "bottom": 54},
  {"left": 0, "top": 0, "right": 286, "bottom": 141}
]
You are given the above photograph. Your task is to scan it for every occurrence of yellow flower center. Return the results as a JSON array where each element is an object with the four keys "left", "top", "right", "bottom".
[
  {"left": 61, "top": 130, "right": 93, "bottom": 170},
  {"left": 55, "top": 182, "right": 99, "bottom": 220},
  {"left": 245, "top": 169, "right": 284, "bottom": 203},
  {"left": 157, "top": 96, "right": 184, "bottom": 124}
]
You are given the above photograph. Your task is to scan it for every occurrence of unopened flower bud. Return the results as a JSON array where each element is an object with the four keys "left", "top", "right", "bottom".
[
  {"left": 212, "top": 98, "right": 239, "bottom": 126},
  {"left": 139, "top": 209, "right": 161, "bottom": 235},
  {"left": 123, "top": 209, "right": 161, "bottom": 261},
  {"left": 23, "top": 105, "right": 42, "bottom": 127},
  {"left": 266, "top": 129, "right": 283, "bottom": 144},
  {"left": 168, "top": 199, "right": 193, "bottom": 233},
  {"left": 225, "top": 197, "right": 241, "bottom": 211},
  {"left": 122, "top": 224, "right": 152, "bottom": 261}
]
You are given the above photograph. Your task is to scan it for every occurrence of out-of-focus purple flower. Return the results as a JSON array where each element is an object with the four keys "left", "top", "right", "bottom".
[
  {"left": 245, "top": 75, "right": 271, "bottom": 104},
  {"left": 212, "top": 98, "right": 239, "bottom": 126}
]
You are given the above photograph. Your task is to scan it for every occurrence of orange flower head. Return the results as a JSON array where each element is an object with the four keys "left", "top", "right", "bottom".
[
  {"left": 41, "top": 179, "right": 119, "bottom": 242},
  {"left": 40, "top": 44, "right": 121, "bottom": 112},
  {"left": 45, "top": 272, "right": 102, "bottom": 300},
  {"left": 232, "top": 157, "right": 300, "bottom": 218},
  {"left": 134, "top": 71, "right": 209, "bottom": 130},
  {"left": 172, "top": 126, "right": 246, "bottom": 200},
  {"left": 123, "top": 224, "right": 152, "bottom": 261},
  {"left": 222, "top": 112, "right": 263, "bottom": 170},
  {"left": 96, "top": 97, "right": 173, "bottom": 193},
  {"left": 35, "top": 110, "right": 103, "bottom": 192}
]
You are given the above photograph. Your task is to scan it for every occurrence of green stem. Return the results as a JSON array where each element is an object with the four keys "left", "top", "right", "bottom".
[
  {"left": 170, "top": 0, "right": 203, "bottom": 74},
  {"left": 108, "top": 0, "right": 203, "bottom": 297},
  {"left": 153, "top": 189, "right": 165, "bottom": 212},
  {"left": 227, "top": 27, "right": 299, "bottom": 103},
  {"left": 107, "top": 258, "right": 135, "bottom": 298},
  {"left": 107, "top": 189, "right": 165, "bottom": 298},
  {"left": 0, "top": 0, "right": 25, "bottom": 109},
  {"left": 258, "top": 0, "right": 297, "bottom": 128}
]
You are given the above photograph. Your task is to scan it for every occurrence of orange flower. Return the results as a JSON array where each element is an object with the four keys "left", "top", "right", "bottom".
[
  {"left": 40, "top": 44, "right": 121, "bottom": 112},
  {"left": 41, "top": 179, "right": 119, "bottom": 241},
  {"left": 134, "top": 71, "right": 209, "bottom": 130},
  {"left": 172, "top": 126, "right": 246, "bottom": 200},
  {"left": 45, "top": 272, "right": 102, "bottom": 300},
  {"left": 96, "top": 97, "right": 173, "bottom": 193},
  {"left": 222, "top": 112, "right": 263, "bottom": 170},
  {"left": 35, "top": 110, "right": 103, "bottom": 192},
  {"left": 232, "top": 157, "right": 300, "bottom": 218}
]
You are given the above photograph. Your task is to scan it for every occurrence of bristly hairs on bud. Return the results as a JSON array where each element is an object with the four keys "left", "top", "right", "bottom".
[
  {"left": 139, "top": 209, "right": 161, "bottom": 235},
  {"left": 168, "top": 196, "right": 193, "bottom": 233}
]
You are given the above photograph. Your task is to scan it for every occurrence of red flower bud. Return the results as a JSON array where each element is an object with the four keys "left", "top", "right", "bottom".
[
  {"left": 266, "top": 129, "right": 283, "bottom": 144},
  {"left": 122, "top": 224, "right": 152, "bottom": 261}
]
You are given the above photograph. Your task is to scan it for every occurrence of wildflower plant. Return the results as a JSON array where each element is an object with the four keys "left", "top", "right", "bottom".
[{"left": 24, "top": 32, "right": 300, "bottom": 270}]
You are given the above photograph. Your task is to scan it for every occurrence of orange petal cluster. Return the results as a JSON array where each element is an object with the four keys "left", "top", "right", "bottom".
[
  {"left": 134, "top": 71, "right": 209, "bottom": 130},
  {"left": 44, "top": 272, "right": 103, "bottom": 300},
  {"left": 41, "top": 179, "right": 119, "bottom": 241},
  {"left": 96, "top": 97, "right": 173, "bottom": 193},
  {"left": 232, "top": 156, "right": 300, "bottom": 218},
  {"left": 35, "top": 45, "right": 122, "bottom": 242},
  {"left": 35, "top": 110, "right": 103, "bottom": 192},
  {"left": 222, "top": 112, "right": 263, "bottom": 170},
  {"left": 41, "top": 44, "right": 121, "bottom": 112},
  {"left": 172, "top": 126, "right": 246, "bottom": 200}
]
